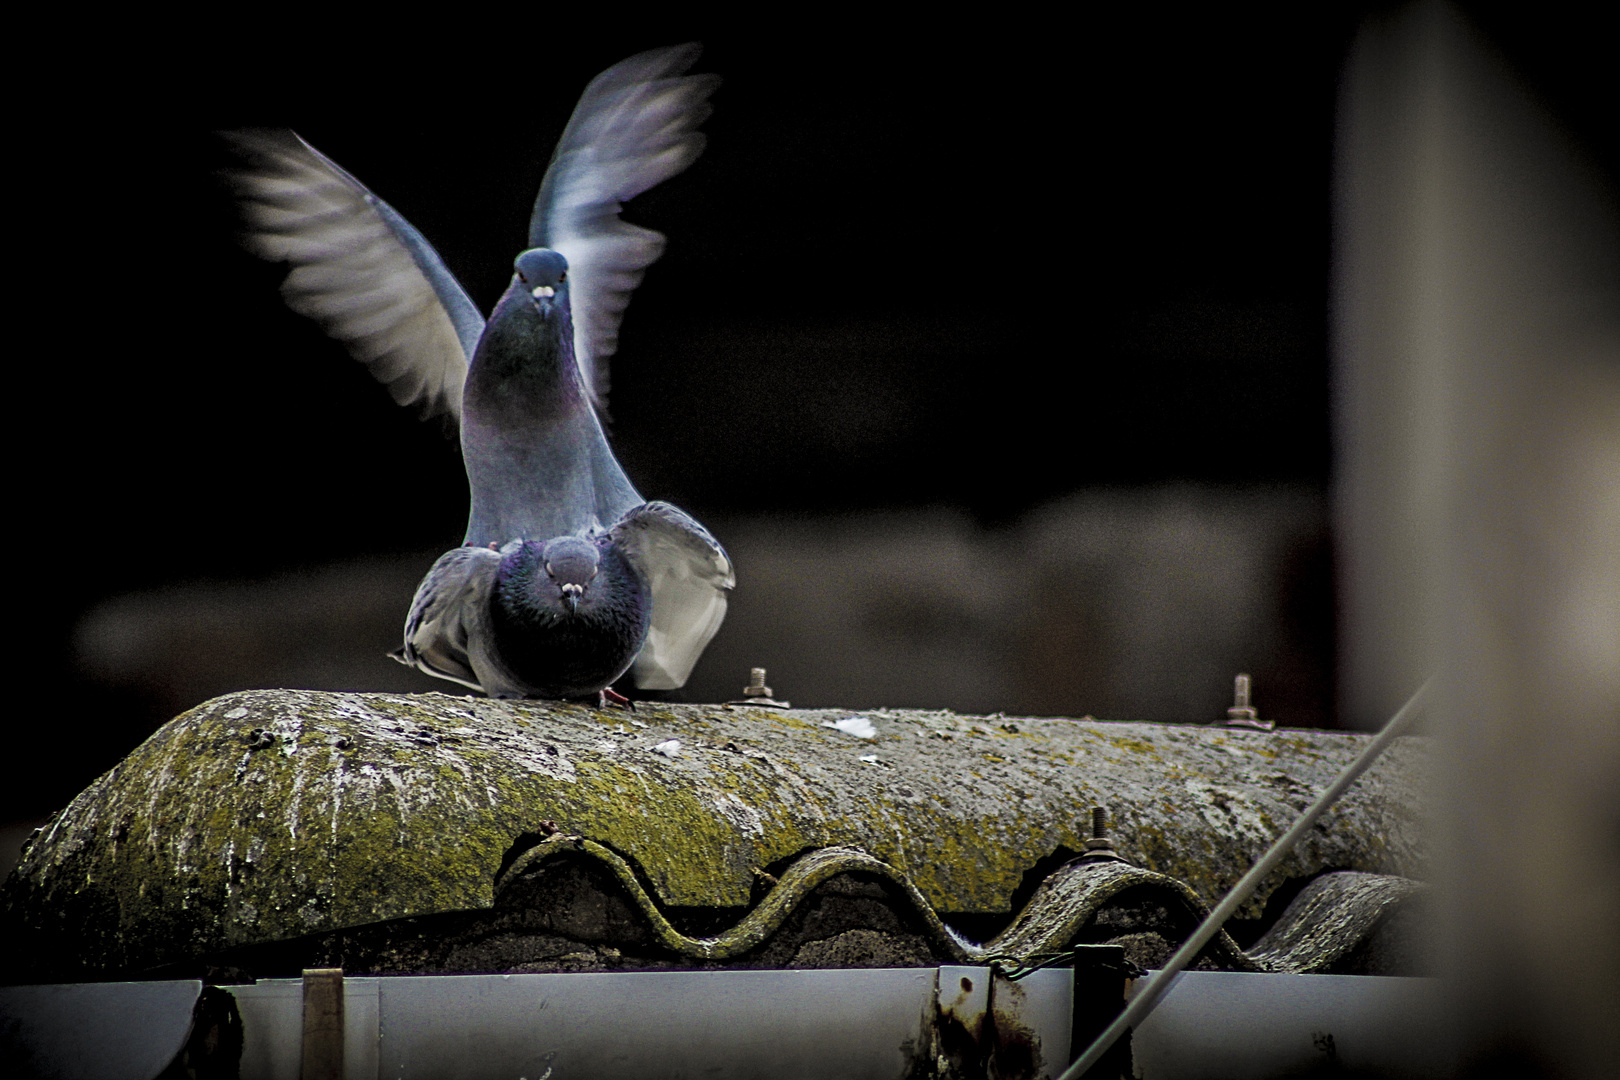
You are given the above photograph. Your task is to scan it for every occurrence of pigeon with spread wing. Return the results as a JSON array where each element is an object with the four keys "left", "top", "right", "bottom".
[{"left": 225, "top": 45, "right": 732, "bottom": 701}]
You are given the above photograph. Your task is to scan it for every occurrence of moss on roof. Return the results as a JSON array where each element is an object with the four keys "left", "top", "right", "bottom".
[{"left": 2, "top": 690, "right": 1429, "bottom": 975}]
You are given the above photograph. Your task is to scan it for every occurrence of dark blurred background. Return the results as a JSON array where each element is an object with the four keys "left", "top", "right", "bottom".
[{"left": 7, "top": 5, "right": 1612, "bottom": 842}]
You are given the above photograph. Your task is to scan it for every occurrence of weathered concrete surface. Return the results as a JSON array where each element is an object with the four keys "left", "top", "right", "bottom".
[{"left": 2, "top": 690, "right": 1429, "bottom": 975}]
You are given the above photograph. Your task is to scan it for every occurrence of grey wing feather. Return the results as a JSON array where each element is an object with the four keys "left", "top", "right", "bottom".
[
  {"left": 530, "top": 45, "right": 720, "bottom": 413},
  {"left": 610, "top": 501, "right": 735, "bottom": 690},
  {"left": 394, "top": 545, "right": 504, "bottom": 692},
  {"left": 223, "top": 129, "right": 485, "bottom": 424}
]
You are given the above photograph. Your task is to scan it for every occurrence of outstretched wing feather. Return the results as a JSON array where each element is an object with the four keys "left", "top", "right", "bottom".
[
  {"left": 530, "top": 45, "right": 719, "bottom": 413},
  {"left": 223, "top": 129, "right": 485, "bottom": 423}
]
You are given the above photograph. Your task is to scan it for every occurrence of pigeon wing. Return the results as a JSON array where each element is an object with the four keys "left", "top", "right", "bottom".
[
  {"left": 392, "top": 545, "right": 504, "bottom": 692},
  {"left": 610, "top": 501, "right": 735, "bottom": 690},
  {"left": 530, "top": 44, "right": 719, "bottom": 413},
  {"left": 224, "top": 129, "right": 485, "bottom": 424}
]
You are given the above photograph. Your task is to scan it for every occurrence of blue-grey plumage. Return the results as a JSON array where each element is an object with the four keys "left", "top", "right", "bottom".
[
  {"left": 490, "top": 535, "right": 649, "bottom": 699},
  {"left": 461, "top": 248, "right": 641, "bottom": 546},
  {"left": 396, "top": 501, "right": 728, "bottom": 698},
  {"left": 225, "top": 45, "right": 734, "bottom": 699}
]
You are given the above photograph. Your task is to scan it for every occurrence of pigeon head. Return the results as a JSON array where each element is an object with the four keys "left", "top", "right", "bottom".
[
  {"left": 513, "top": 248, "right": 570, "bottom": 315},
  {"left": 540, "top": 536, "right": 599, "bottom": 613},
  {"left": 485, "top": 532, "right": 653, "bottom": 698}
]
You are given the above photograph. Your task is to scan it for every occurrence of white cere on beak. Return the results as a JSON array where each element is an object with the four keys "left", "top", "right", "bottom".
[{"left": 532, "top": 285, "right": 555, "bottom": 299}]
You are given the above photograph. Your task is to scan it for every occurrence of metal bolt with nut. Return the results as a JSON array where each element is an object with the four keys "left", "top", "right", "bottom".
[
  {"left": 1078, "top": 804, "right": 1128, "bottom": 864},
  {"left": 1214, "top": 673, "right": 1275, "bottom": 731},
  {"left": 726, "top": 667, "right": 790, "bottom": 708}
]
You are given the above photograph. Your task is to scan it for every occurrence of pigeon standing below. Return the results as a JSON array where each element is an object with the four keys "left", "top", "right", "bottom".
[{"left": 225, "top": 45, "right": 733, "bottom": 701}]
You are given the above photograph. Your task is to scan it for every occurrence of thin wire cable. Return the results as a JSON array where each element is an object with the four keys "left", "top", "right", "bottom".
[{"left": 1059, "top": 679, "right": 1433, "bottom": 1080}]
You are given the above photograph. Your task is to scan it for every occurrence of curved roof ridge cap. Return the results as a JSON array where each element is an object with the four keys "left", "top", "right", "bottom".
[{"left": 5, "top": 688, "right": 1430, "bottom": 976}]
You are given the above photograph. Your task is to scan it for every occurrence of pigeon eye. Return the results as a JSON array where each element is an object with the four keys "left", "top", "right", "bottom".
[{"left": 558, "top": 272, "right": 566, "bottom": 282}]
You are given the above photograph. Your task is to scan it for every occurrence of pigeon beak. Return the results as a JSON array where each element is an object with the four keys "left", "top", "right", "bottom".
[
  {"left": 531, "top": 286, "right": 555, "bottom": 299},
  {"left": 560, "top": 582, "right": 583, "bottom": 613}
]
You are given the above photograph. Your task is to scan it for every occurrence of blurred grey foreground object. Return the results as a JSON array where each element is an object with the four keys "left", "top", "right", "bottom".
[
  {"left": 1335, "top": 4, "right": 1620, "bottom": 1077},
  {"left": 2, "top": 689, "right": 1429, "bottom": 981},
  {"left": 223, "top": 45, "right": 733, "bottom": 700},
  {"left": 0, "top": 980, "right": 206, "bottom": 1079}
]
